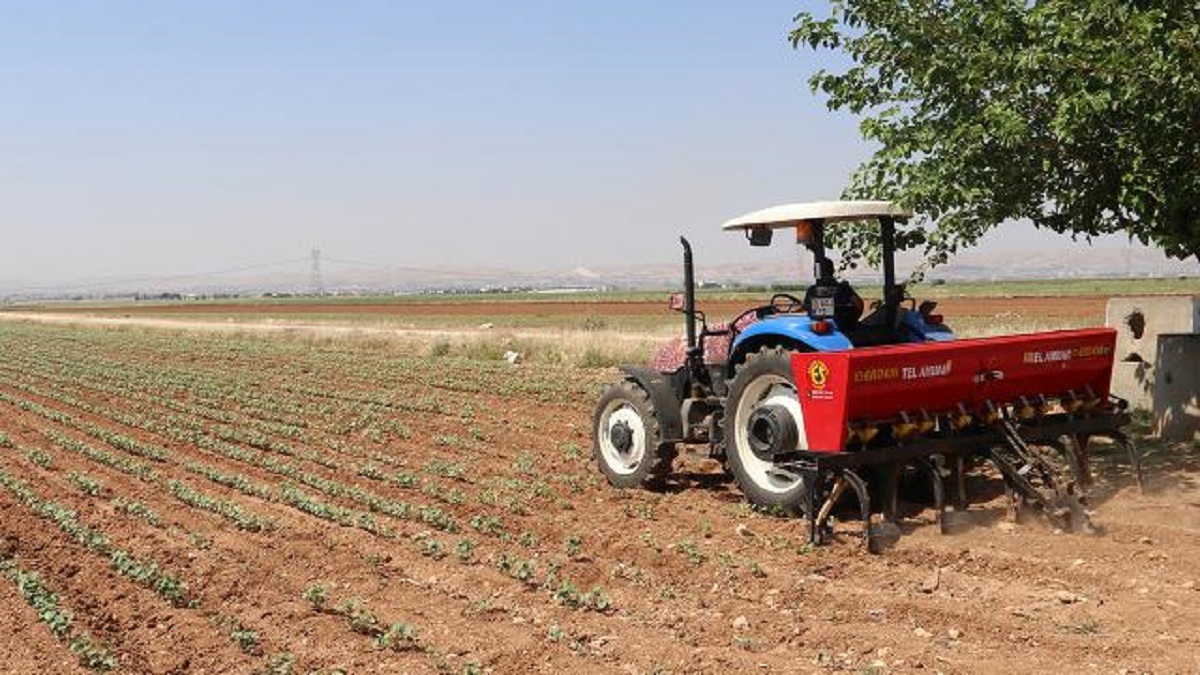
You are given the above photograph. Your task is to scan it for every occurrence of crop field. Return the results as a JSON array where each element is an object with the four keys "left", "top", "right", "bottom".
[
  {"left": 0, "top": 293, "right": 1198, "bottom": 673},
  {"left": 12, "top": 278, "right": 1198, "bottom": 358}
]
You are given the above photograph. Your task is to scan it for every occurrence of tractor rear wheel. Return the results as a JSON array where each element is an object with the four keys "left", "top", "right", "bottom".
[
  {"left": 593, "top": 380, "right": 675, "bottom": 489},
  {"left": 723, "top": 346, "right": 811, "bottom": 515}
]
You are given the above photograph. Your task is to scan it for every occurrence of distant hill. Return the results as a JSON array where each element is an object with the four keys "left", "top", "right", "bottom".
[{"left": 2, "top": 244, "right": 1195, "bottom": 301}]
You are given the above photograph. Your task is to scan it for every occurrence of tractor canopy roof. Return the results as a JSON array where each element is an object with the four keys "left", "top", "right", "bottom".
[{"left": 721, "top": 200, "right": 911, "bottom": 232}]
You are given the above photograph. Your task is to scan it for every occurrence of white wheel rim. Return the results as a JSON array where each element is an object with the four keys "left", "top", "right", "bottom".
[
  {"left": 733, "top": 374, "right": 807, "bottom": 494},
  {"left": 598, "top": 400, "right": 646, "bottom": 475}
]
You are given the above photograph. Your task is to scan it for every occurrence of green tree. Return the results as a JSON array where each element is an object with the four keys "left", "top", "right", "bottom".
[{"left": 791, "top": 0, "right": 1200, "bottom": 271}]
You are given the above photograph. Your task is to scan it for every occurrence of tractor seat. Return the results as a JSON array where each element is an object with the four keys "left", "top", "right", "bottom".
[
  {"left": 649, "top": 312, "right": 760, "bottom": 373},
  {"left": 848, "top": 306, "right": 911, "bottom": 347}
]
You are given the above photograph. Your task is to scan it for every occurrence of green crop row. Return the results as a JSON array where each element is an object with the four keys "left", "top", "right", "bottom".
[
  {"left": 168, "top": 479, "right": 275, "bottom": 532},
  {"left": 0, "top": 556, "right": 115, "bottom": 671},
  {"left": 0, "top": 468, "right": 192, "bottom": 608}
]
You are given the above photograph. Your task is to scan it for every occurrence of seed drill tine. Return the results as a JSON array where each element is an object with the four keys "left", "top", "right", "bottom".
[
  {"left": 984, "top": 447, "right": 1046, "bottom": 512},
  {"left": 998, "top": 420, "right": 1062, "bottom": 507},
  {"left": 842, "top": 469, "right": 899, "bottom": 553},
  {"left": 806, "top": 468, "right": 823, "bottom": 546},
  {"left": 1111, "top": 431, "right": 1145, "bottom": 494},
  {"left": 814, "top": 476, "right": 848, "bottom": 537},
  {"left": 953, "top": 455, "right": 969, "bottom": 510},
  {"left": 1000, "top": 420, "right": 1042, "bottom": 479},
  {"left": 913, "top": 458, "right": 946, "bottom": 534},
  {"left": 1002, "top": 481, "right": 1022, "bottom": 523},
  {"left": 938, "top": 453, "right": 975, "bottom": 533},
  {"left": 995, "top": 418, "right": 1098, "bottom": 532},
  {"left": 880, "top": 462, "right": 900, "bottom": 524},
  {"left": 839, "top": 470, "right": 871, "bottom": 551},
  {"left": 1062, "top": 434, "right": 1093, "bottom": 490}
]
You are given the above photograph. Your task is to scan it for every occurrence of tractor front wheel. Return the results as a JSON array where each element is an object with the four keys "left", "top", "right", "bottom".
[
  {"left": 593, "top": 380, "right": 675, "bottom": 489},
  {"left": 723, "top": 347, "right": 811, "bottom": 515}
]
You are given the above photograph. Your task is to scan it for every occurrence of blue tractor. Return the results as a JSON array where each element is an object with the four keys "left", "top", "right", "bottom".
[{"left": 592, "top": 201, "right": 1134, "bottom": 549}]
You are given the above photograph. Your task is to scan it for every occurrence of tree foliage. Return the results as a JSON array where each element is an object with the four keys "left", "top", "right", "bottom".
[{"left": 791, "top": 0, "right": 1200, "bottom": 272}]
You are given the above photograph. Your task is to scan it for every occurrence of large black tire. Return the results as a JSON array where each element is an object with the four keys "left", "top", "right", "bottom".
[
  {"left": 592, "top": 380, "right": 676, "bottom": 489},
  {"left": 722, "top": 346, "right": 811, "bottom": 515}
]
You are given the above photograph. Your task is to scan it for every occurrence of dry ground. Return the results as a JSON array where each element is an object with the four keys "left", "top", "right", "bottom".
[{"left": 0, "top": 300, "right": 1196, "bottom": 674}]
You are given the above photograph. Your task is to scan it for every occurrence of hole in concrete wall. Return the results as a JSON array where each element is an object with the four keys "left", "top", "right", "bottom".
[
  {"left": 1125, "top": 309, "right": 1146, "bottom": 339},
  {"left": 1123, "top": 352, "right": 1145, "bottom": 363}
]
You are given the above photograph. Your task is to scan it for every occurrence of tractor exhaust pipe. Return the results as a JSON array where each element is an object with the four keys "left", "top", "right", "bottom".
[{"left": 680, "top": 236, "right": 697, "bottom": 352}]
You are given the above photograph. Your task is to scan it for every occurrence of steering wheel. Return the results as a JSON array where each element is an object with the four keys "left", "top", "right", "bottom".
[{"left": 768, "top": 293, "right": 806, "bottom": 314}]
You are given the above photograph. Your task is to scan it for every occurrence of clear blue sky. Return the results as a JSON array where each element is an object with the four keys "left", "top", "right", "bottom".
[{"left": 0, "top": 1, "right": 1154, "bottom": 288}]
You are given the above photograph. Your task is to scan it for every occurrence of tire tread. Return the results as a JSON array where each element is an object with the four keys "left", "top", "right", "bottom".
[
  {"left": 722, "top": 346, "right": 810, "bottom": 515},
  {"left": 593, "top": 379, "right": 676, "bottom": 489}
]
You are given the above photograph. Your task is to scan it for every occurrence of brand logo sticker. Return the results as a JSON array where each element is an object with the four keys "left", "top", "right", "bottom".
[{"left": 807, "top": 359, "right": 830, "bottom": 390}]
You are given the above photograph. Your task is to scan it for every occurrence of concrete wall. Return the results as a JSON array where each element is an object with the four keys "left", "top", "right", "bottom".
[
  {"left": 1111, "top": 360, "right": 1155, "bottom": 411},
  {"left": 1105, "top": 296, "right": 1200, "bottom": 410},
  {"left": 1153, "top": 334, "right": 1200, "bottom": 443}
]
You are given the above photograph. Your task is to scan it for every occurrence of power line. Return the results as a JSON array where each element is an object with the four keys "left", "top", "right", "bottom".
[
  {"left": 2, "top": 257, "right": 310, "bottom": 295},
  {"left": 3, "top": 249, "right": 470, "bottom": 298},
  {"left": 322, "top": 255, "right": 445, "bottom": 274}
]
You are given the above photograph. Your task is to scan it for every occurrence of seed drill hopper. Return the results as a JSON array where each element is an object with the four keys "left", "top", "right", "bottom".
[{"left": 593, "top": 201, "right": 1140, "bottom": 551}]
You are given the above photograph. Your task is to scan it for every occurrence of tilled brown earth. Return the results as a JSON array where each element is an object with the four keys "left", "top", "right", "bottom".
[
  {"left": 0, "top": 572, "right": 89, "bottom": 675},
  {"left": 0, "top": 320, "right": 1195, "bottom": 674}
]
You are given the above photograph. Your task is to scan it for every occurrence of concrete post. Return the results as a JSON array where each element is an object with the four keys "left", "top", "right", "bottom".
[
  {"left": 1105, "top": 296, "right": 1199, "bottom": 410},
  {"left": 1153, "top": 334, "right": 1200, "bottom": 443}
]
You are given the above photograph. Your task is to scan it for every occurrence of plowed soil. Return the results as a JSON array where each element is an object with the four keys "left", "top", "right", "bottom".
[{"left": 0, "top": 315, "right": 1196, "bottom": 674}]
